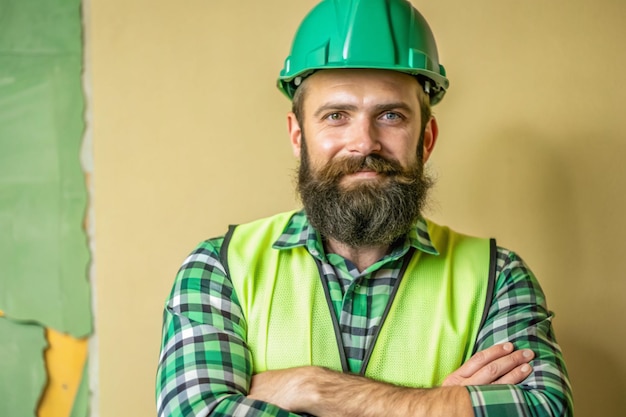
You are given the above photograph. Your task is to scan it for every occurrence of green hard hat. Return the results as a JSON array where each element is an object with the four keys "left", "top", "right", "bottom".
[{"left": 277, "top": 0, "right": 449, "bottom": 105}]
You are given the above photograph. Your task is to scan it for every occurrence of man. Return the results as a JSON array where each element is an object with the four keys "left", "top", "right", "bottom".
[{"left": 156, "top": 1, "right": 573, "bottom": 416}]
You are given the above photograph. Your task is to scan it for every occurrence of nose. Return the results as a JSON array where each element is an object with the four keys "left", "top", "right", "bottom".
[{"left": 346, "top": 117, "right": 382, "bottom": 155}]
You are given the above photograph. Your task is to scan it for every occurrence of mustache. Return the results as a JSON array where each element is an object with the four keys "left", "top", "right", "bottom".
[{"left": 318, "top": 154, "right": 404, "bottom": 178}]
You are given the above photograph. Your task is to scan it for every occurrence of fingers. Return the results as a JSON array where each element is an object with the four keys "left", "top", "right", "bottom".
[
  {"left": 442, "top": 343, "right": 535, "bottom": 387},
  {"left": 454, "top": 343, "right": 516, "bottom": 378},
  {"left": 469, "top": 348, "right": 534, "bottom": 385},
  {"left": 493, "top": 362, "right": 533, "bottom": 385}
]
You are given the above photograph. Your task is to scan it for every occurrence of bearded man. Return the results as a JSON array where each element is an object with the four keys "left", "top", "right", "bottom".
[{"left": 156, "top": 1, "right": 573, "bottom": 416}]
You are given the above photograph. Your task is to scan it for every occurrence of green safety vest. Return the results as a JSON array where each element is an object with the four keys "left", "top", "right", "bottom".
[{"left": 221, "top": 211, "right": 495, "bottom": 388}]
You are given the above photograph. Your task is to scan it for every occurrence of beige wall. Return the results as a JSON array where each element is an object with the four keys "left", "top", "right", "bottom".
[{"left": 90, "top": 1, "right": 626, "bottom": 416}]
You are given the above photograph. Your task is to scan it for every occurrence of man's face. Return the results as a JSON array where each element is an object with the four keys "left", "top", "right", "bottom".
[
  {"left": 290, "top": 69, "right": 433, "bottom": 178},
  {"left": 289, "top": 69, "right": 437, "bottom": 247}
]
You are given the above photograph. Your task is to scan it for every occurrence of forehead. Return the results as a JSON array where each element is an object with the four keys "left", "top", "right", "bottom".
[{"left": 302, "top": 69, "right": 422, "bottom": 109}]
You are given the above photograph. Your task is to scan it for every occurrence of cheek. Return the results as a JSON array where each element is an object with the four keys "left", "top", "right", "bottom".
[
  {"left": 386, "top": 137, "right": 419, "bottom": 165},
  {"left": 306, "top": 133, "right": 345, "bottom": 163}
]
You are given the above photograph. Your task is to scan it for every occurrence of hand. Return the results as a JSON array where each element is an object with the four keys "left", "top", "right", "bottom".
[{"left": 442, "top": 342, "right": 534, "bottom": 386}]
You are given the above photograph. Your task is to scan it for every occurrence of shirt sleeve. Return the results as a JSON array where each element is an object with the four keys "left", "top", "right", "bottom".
[
  {"left": 155, "top": 238, "right": 301, "bottom": 417},
  {"left": 467, "top": 248, "right": 574, "bottom": 417}
]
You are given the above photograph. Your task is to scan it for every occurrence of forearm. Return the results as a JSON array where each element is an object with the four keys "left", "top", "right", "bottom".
[
  {"left": 250, "top": 367, "right": 473, "bottom": 417},
  {"left": 308, "top": 368, "right": 472, "bottom": 417}
]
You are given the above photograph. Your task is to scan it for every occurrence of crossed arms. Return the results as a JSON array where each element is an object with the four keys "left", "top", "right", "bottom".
[
  {"left": 248, "top": 342, "right": 534, "bottom": 417},
  {"left": 156, "top": 238, "right": 573, "bottom": 417}
]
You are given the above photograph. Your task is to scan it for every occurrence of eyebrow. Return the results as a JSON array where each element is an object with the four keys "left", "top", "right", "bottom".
[
  {"left": 372, "top": 102, "right": 414, "bottom": 113},
  {"left": 313, "top": 103, "right": 358, "bottom": 118},
  {"left": 313, "top": 102, "right": 414, "bottom": 118}
]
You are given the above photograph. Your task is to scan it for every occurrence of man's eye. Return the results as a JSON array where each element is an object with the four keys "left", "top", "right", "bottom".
[
  {"left": 326, "top": 112, "right": 343, "bottom": 121},
  {"left": 382, "top": 112, "right": 402, "bottom": 121}
]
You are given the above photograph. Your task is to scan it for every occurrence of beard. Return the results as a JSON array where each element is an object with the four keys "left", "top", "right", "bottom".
[{"left": 297, "top": 138, "right": 433, "bottom": 248}]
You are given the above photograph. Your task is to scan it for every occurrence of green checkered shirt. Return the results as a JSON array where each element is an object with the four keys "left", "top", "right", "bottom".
[{"left": 156, "top": 211, "right": 573, "bottom": 416}]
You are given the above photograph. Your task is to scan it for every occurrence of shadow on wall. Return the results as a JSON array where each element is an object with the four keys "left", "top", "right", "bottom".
[{"left": 460, "top": 125, "right": 626, "bottom": 416}]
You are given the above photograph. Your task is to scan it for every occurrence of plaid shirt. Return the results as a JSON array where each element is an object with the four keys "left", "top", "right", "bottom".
[{"left": 156, "top": 211, "right": 573, "bottom": 416}]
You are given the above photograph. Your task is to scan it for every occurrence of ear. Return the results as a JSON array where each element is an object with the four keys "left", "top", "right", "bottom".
[
  {"left": 421, "top": 116, "right": 439, "bottom": 163},
  {"left": 287, "top": 112, "right": 303, "bottom": 158}
]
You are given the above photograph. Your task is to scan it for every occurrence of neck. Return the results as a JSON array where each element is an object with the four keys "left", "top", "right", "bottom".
[{"left": 324, "top": 238, "right": 390, "bottom": 272}]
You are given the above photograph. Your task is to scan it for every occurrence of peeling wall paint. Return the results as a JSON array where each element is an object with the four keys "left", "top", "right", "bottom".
[{"left": 0, "top": 0, "right": 93, "bottom": 415}]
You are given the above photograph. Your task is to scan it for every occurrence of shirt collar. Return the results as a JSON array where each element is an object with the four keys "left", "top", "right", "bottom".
[{"left": 273, "top": 210, "right": 440, "bottom": 257}]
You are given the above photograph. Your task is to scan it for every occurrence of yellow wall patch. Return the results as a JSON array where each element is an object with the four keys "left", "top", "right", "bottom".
[{"left": 38, "top": 329, "right": 88, "bottom": 417}]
